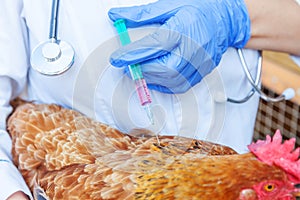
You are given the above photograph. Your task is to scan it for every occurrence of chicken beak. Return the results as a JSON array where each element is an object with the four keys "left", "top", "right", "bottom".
[
  {"left": 293, "top": 184, "right": 300, "bottom": 198},
  {"left": 292, "top": 191, "right": 300, "bottom": 198},
  {"left": 239, "top": 189, "right": 257, "bottom": 200},
  {"left": 292, "top": 193, "right": 300, "bottom": 199}
]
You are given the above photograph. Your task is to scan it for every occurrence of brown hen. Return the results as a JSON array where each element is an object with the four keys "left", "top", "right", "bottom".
[{"left": 7, "top": 103, "right": 300, "bottom": 200}]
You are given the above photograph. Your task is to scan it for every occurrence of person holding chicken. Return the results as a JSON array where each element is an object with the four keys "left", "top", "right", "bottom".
[{"left": 1, "top": 0, "right": 300, "bottom": 199}]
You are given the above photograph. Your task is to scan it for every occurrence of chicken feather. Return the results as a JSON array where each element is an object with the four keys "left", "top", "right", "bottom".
[{"left": 7, "top": 102, "right": 300, "bottom": 200}]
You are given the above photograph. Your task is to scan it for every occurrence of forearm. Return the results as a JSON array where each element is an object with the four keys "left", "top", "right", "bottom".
[{"left": 244, "top": 0, "right": 300, "bottom": 55}]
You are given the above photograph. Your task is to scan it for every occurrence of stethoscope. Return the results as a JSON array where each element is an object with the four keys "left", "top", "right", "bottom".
[
  {"left": 226, "top": 49, "right": 295, "bottom": 103},
  {"left": 30, "top": 0, "right": 74, "bottom": 75},
  {"left": 30, "top": 0, "right": 295, "bottom": 103}
]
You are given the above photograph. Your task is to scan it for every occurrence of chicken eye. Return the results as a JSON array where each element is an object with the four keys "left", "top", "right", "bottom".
[{"left": 263, "top": 183, "right": 275, "bottom": 192}]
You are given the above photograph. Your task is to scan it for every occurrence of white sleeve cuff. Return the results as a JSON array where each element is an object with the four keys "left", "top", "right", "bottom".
[
  {"left": 290, "top": 55, "right": 300, "bottom": 67},
  {"left": 0, "top": 160, "right": 33, "bottom": 200},
  {"left": 0, "top": 130, "right": 33, "bottom": 199}
]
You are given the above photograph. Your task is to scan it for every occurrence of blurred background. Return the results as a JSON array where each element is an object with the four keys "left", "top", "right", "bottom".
[{"left": 254, "top": 51, "right": 300, "bottom": 147}]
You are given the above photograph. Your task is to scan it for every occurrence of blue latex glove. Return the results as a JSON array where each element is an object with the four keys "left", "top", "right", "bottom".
[{"left": 108, "top": 0, "right": 251, "bottom": 93}]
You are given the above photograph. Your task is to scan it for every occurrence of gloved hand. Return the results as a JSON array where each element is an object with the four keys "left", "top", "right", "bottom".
[{"left": 108, "top": 0, "right": 251, "bottom": 93}]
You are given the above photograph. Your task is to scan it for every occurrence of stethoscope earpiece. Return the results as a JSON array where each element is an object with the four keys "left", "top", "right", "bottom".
[{"left": 282, "top": 88, "right": 295, "bottom": 100}]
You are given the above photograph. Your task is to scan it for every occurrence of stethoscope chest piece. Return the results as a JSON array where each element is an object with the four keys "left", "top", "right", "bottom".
[
  {"left": 30, "top": 0, "right": 75, "bottom": 76},
  {"left": 31, "top": 39, "right": 74, "bottom": 75}
]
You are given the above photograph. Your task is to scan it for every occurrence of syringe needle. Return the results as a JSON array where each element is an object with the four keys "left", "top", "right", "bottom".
[
  {"left": 144, "top": 104, "right": 154, "bottom": 125},
  {"left": 144, "top": 104, "right": 159, "bottom": 145}
]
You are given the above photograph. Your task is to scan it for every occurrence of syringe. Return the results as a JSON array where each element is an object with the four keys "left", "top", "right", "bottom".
[{"left": 114, "top": 19, "right": 154, "bottom": 124}]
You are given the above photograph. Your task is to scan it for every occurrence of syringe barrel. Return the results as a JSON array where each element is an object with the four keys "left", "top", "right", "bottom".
[
  {"left": 134, "top": 78, "right": 152, "bottom": 106},
  {"left": 128, "top": 63, "right": 152, "bottom": 106}
]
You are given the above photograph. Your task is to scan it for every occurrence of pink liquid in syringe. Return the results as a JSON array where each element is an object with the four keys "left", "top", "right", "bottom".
[{"left": 135, "top": 79, "right": 152, "bottom": 106}]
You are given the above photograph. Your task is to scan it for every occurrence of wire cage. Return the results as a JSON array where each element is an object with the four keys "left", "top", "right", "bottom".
[{"left": 253, "top": 86, "right": 300, "bottom": 147}]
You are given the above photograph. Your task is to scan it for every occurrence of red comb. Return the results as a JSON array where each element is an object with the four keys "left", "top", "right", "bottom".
[{"left": 248, "top": 130, "right": 300, "bottom": 182}]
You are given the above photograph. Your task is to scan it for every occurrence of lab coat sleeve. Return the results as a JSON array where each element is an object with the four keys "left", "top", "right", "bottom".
[{"left": 0, "top": 0, "right": 33, "bottom": 199}]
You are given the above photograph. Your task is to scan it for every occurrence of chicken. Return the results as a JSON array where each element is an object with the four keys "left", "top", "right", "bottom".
[{"left": 7, "top": 102, "right": 300, "bottom": 200}]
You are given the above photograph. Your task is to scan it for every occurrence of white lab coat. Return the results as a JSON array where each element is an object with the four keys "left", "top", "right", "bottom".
[{"left": 0, "top": 0, "right": 299, "bottom": 199}]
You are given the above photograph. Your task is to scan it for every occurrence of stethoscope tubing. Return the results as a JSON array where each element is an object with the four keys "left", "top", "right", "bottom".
[
  {"left": 49, "top": 0, "right": 59, "bottom": 40},
  {"left": 227, "top": 49, "right": 262, "bottom": 104},
  {"left": 227, "top": 49, "right": 294, "bottom": 103}
]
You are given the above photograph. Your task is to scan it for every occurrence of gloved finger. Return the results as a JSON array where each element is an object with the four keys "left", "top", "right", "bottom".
[
  {"left": 147, "top": 84, "right": 173, "bottom": 94},
  {"left": 108, "top": 0, "right": 185, "bottom": 27},
  {"left": 138, "top": 42, "right": 216, "bottom": 94},
  {"left": 121, "top": 65, "right": 185, "bottom": 94},
  {"left": 117, "top": 51, "right": 192, "bottom": 94},
  {"left": 143, "top": 61, "right": 203, "bottom": 93},
  {"left": 120, "top": 52, "right": 187, "bottom": 89},
  {"left": 148, "top": 71, "right": 204, "bottom": 94},
  {"left": 110, "top": 27, "right": 181, "bottom": 68},
  {"left": 147, "top": 81, "right": 191, "bottom": 94},
  {"left": 119, "top": 38, "right": 213, "bottom": 94},
  {"left": 116, "top": 32, "right": 216, "bottom": 94},
  {"left": 116, "top": 35, "right": 214, "bottom": 93},
  {"left": 137, "top": 33, "right": 214, "bottom": 79},
  {"left": 115, "top": 40, "right": 193, "bottom": 86},
  {"left": 147, "top": 71, "right": 197, "bottom": 94}
]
